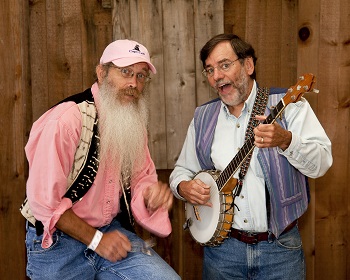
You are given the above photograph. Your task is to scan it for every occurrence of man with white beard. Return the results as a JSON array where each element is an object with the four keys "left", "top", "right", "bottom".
[{"left": 21, "top": 39, "right": 180, "bottom": 280}]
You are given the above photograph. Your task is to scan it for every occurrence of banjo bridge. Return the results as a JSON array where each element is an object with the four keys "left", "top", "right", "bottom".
[{"left": 193, "top": 205, "right": 201, "bottom": 221}]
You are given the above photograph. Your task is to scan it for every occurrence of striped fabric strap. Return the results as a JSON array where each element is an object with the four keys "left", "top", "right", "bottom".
[{"left": 235, "top": 87, "right": 269, "bottom": 195}]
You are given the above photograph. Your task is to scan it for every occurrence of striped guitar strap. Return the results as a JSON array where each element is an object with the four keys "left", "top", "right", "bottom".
[{"left": 233, "top": 87, "right": 269, "bottom": 198}]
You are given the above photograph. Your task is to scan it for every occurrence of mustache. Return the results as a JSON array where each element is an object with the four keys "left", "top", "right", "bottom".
[
  {"left": 214, "top": 80, "right": 233, "bottom": 90},
  {"left": 120, "top": 87, "right": 142, "bottom": 97}
]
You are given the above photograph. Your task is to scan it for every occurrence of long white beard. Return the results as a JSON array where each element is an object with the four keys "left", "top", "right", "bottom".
[{"left": 97, "top": 80, "right": 149, "bottom": 180}]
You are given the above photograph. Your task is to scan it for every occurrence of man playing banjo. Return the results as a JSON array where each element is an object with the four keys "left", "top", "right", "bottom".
[{"left": 169, "top": 34, "right": 332, "bottom": 279}]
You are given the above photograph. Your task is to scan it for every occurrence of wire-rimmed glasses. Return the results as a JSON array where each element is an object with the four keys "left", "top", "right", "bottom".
[
  {"left": 111, "top": 65, "right": 151, "bottom": 83},
  {"left": 202, "top": 58, "right": 240, "bottom": 77}
]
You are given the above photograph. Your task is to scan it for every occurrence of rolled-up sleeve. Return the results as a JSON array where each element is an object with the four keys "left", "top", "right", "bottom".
[{"left": 25, "top": 103, "right": 81, "bottom": 248}]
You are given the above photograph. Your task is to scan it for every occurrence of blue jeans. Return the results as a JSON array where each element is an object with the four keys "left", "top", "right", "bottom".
[
  {"left": 25, "top": 219, "right": 180, "bottom": 280},
  {"left": 203, "top": 225, "right": 305, "bottom": 280}
]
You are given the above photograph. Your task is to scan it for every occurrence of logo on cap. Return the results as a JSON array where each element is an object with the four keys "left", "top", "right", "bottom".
[{"left": 129, "top": 44, "right": 145, "bottom": 55}]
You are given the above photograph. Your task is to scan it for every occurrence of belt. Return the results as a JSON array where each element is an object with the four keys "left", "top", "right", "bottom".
[
  {"left": 28, "top": 221, "right": 44, "bottom": 236},
  {"left": 230, "top": 220, "right": 297, "bottom": 245}
]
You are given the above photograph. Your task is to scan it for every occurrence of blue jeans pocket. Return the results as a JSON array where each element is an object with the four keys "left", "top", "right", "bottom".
[
  {"left": 275, "top": 226, "right": 302, "bottom": 250},
  {"left": 26, "top": 228, "right": 60, "bottom": 254}
]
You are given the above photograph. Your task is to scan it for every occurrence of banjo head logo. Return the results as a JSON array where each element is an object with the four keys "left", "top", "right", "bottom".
[{"left": 129, "top": 44, "right": 145, "bottom": 55}]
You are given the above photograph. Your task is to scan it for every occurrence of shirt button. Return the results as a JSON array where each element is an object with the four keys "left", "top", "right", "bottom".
[
  {"left": 236, "top": 123, "right": 240, "bottom": 128},
  {"left": 107, "top": 201, "right": 110, "bottom": 204},
  {"left": 109, "top": 180, "right": 113, "bottom": 183},
  {"left": 244, "top": 219, "right": 248, "bottom": 223},
  {"left": 240, "top": 195, "right": 244, "bottom": 199}
]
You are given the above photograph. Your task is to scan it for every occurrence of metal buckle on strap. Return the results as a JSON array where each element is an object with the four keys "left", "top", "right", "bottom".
[
  {"left": 245, "top": 232, "right": 260, "bottom": 244},
  {"left": 242, "top": 231, "right": 261, "bottom": 244}
]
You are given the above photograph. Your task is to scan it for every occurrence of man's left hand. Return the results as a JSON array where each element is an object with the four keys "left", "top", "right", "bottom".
[{"left": 253, "top": 115, "right": 292, "bottom": 150}]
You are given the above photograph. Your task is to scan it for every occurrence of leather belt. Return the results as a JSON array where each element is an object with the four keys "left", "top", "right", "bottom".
[
  {"left": 230, "top": 220, "right": 297, "bottom": 245},
  {"left": 28, "top": 221, "right": 44, "bottom": 236}
]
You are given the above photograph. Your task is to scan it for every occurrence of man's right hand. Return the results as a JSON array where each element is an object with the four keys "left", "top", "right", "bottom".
[
  {"left": 55, "top": 209, "right": 132, "bottom": 263},
  {"left": 178, "top": 179, "right": 212, "bottom": 207},
  {"left": 95, "top": 230, "right": 131, "bottom": 262}
]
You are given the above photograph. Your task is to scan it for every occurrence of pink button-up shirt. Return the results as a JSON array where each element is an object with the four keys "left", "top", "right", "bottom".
[{"left": 25, "top": 83, "right": 171, "bottom": 248}]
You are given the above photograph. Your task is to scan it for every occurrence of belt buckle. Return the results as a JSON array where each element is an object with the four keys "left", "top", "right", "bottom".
[{"left": 247, "top": 232, "right": 259, "bottom": 244}]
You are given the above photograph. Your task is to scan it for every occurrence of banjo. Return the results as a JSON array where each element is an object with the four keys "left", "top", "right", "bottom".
[{"left": 184, "top": 73, "right": 317, "bottom": 246}]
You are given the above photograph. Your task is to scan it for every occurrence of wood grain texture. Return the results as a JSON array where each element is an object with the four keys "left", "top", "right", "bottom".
[
  {"left": 194, "top": 0, "right": 224, "bottom": 106},
  {"left": 130, "top": 0, "right": 168, "bottom": 169},
  {"left": 1, "top": 0, "right": 349, "bottom": 279},
  {"left": 297, "top": 2, "right": 321, "bottom": 279},
  {"left": 0, "top": 0, "right": 29, "bottom": 278},
  {"left": 314, "top": 1, "right": 349, "bottom": 279}
]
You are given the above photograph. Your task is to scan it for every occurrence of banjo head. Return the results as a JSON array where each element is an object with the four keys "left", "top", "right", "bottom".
[{"left": 185, "top": 171, "right": 225, "bottom": 245}]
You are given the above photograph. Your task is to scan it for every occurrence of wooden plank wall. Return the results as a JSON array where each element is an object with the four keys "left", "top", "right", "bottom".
[
  {"left": 0, "top": 1, "right": 29, "bottom": 279},
  {"left": 0, "top": 0, "right": 349, "bottom": 279},
  {"left": 298, "top": 1, "right": 350, "bottom": 279}
]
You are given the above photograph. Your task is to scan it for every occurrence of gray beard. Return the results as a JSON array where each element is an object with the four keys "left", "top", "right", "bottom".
[
  {"left": 218, "top": 67, "right": 250, "bottom": 107},
  {"left": 97, "top": 81, "right": 149, "bottom": 180}
]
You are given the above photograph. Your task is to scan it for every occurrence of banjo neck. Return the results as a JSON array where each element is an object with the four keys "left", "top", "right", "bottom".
[{"left": 216, "top": 100, "right": 284, "bottom": 191}]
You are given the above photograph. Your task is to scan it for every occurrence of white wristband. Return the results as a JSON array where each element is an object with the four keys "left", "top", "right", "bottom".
[{"left": 87, "top": 230, "right": 103, "bottom": 251}]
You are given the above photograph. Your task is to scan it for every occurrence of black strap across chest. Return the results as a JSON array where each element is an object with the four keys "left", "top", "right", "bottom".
[{"left": 58, "top": 89, "right": 100, "bottom": 203}]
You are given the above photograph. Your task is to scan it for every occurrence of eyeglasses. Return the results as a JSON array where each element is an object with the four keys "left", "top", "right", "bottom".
[
  {"left": 111, "top": 65, "right": 151, "bottom": 83},
  {"left": 202, "top": 58, "right": 240, "bottom": 77}
]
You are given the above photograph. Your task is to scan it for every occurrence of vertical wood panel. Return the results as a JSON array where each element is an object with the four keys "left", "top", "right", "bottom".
[
  {"left": 31, "top": 0, "right": 112, "bottom": 120},
  {"left": 131, "top": 0, "right": 168, "bottom": 169},
  {"left": 81, "top": 1, "right": 113, "bottom": 87},
  {"left": 112, "top": 0, "right": 131, "bottom": 38},
  {"left": 161, "top": 3, "right": 199, "bottom": 276},
  {"left": 0, "top": 0, "right": 29, "bottom": 279},
  {"left": 297, "top": 2, "right": 321, "bottom": 279},
  {"left": 29, "top": 0, "right": 49, "bottom": 120},
  {"left": 61, "top": 0, "right": 84, "bottom": 92},
  {"left": 280, "top": 0, "right": 298, "bottom": 86},
  {"left": 224, "top": 0, "right": 247, "bottom": 37},
  {"left": 194, "top": 0, "right": 224, "bottom": 106},
  {"left": 45, "top": 1, "right": 65, "bottom": 104},
  {"left": 162, "top": 0, "right": 197, "bottom": 169},
  {"left": 245, "top": 0, "right": 297, "bottom": 88},
  {"left": 314, "top": 1, "right": 349, "bottom": 279},
  {"left": 46, "top": 0, "right": 82, "bottom": 104}
]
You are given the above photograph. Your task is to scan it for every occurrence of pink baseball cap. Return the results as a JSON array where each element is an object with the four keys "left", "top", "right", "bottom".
[{"left": 100, "top": 39, "right": 157, "bottom": 74}]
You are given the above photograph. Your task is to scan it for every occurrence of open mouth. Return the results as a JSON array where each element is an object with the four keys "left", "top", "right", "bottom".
[{"left": 216, "top": 82, "right": 233, "bottom": 94}]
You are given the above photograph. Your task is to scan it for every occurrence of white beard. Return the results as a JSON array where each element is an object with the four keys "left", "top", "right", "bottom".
[{"left": 97, "top": 79, "right": 149, "bottom": 181}]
